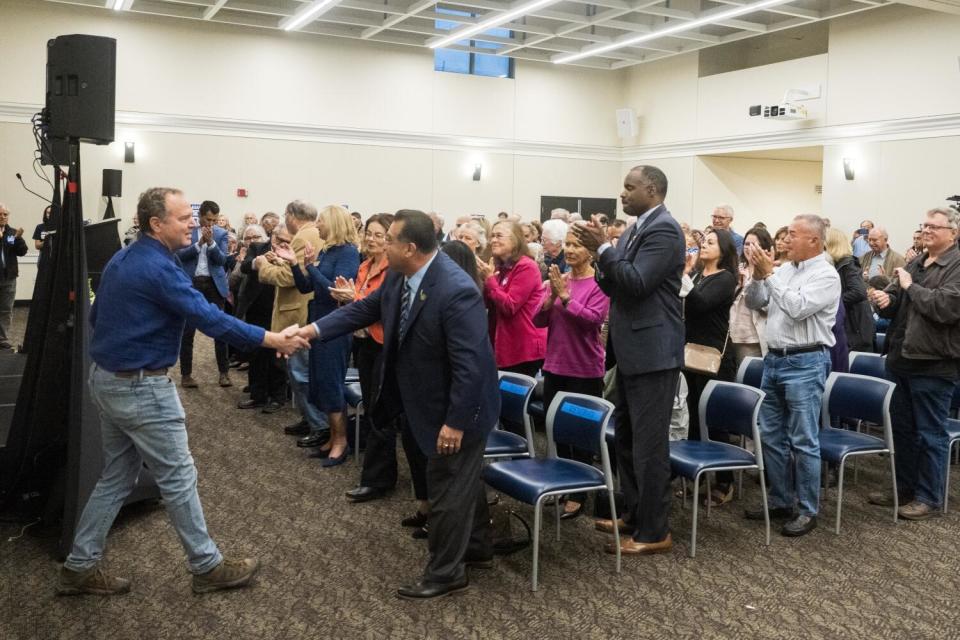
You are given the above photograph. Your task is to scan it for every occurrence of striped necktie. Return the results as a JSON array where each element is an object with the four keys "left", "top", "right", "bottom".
[{"left": 398, "top": 281, "right": 412, "bottom": 341}]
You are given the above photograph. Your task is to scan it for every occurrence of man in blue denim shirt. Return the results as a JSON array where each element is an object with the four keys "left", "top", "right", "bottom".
[{"left": 57, "top": 187, "right": 308, "bottom": 596}]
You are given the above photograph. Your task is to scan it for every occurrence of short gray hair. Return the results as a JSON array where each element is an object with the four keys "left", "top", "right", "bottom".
[
  {"left": 928, "top": 207, "right": 960, "bottom": 229},
  {"left": 285, "top": 200, "right": 318, "bottom": 222},
  {"left": 541, "top": 219, "right": 569, "bottom": 245},
  {"left": 459, "top": 221, "right": 487, "bottom": 251},
  {"left": 794, "top": 214, "right": 827, "bottom": 244},
  {"left": 550, "top": 208, "right": 570, "bottom": 221},
  {"left": 714, "top": 204, "right": 735, "bottom": 218},
  {"left": 242, "top": 224, "right": 267, "bottom": 241},
  {"left": 137, "top": 187, "right": 182, "bottom": 231}
]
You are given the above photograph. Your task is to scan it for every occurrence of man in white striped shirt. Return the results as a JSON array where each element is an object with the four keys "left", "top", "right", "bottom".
[{"left": 743, "top": 214, "right": 841, "bottom": 537}]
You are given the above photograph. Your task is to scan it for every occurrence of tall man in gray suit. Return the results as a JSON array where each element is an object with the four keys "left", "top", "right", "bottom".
[{"left": 575, "top": 165, "right": 685, "bottom": 556}]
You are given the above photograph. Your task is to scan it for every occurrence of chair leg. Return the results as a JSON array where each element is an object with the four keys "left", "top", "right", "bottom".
[
  {"left": 835, "top": 459, "right": 846, "bottom": 535},
  {"left": 555, "top": 497, "right": 561, "bottom": 542},
  {"left": 690, "top": 475, "right": 700, "bottom": 558},
  {"left": 680, "top": 477, "right": 687, "bottom": 510},
  {"left": 758, "top": 467, "right": 770, "bottom": 547},
  {"left": 532, "top": 498, "right": 543, "bottom": 592},
  {"left": 705, "top": 474, "right": 712, "bottom": 521},
  {"left": 945, "top": 443, "right": 954, "bottom": 515},
  {"left": 354, "top": 403, "right": 362, "bottom": 462},
  {"left": 608, "top": 489, "right": 621, "bottom": 575},
  {"left": 890, "top": 452, "right": 899, "bottom": 525}
]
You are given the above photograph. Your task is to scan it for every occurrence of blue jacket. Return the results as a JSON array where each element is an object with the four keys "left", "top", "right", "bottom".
[
  {"left": 174, "top": 225, "right": 230, "bottom": 299},
  {"left": 291, "top": 243, "right": 361, "bottom": 322},
  {"left": 597, "top": 204, "right": 686, "bottom": 376},
  {"left": 312, "top": 252, "right": 500, "bottom": 455},
  {"left": 90, "top": 234, "right": 264, "bottom": 371}
]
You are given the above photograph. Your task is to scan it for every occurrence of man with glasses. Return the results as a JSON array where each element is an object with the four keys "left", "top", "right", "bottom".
[
  {"left": 711, "top": 204, "right": 743, "bottom": 255},
  {"left": 868, "top": 207, "right": 960, "bottom": 519},
  {"left": 0, "top": 203, "right": 27, "bottom": 351}
]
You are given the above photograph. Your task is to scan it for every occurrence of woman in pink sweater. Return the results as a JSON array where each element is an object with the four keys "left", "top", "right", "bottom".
[
  {"left": 478, "top": 221, "right": 547, "bottom": 377},
  {"left": 533, "top": 227, "right": 610, "bottom": 518}
]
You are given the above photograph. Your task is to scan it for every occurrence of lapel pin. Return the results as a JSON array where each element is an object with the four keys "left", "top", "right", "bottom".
[{"left": 419, "top": 290, "right": 427, "bottom": 302}]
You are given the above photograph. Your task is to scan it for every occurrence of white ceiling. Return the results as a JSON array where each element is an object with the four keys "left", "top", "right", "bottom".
[{"left": 45, "top": 0, "right": 890, "bottom": 69}]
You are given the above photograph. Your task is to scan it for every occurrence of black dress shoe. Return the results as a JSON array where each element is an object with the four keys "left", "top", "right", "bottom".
[
  {"left": 261, "top": 400, "right": 283, "bottom": 415},
  {"left": 241, "top": 385, "right": 250, "bottom": 393},
  {"left": 345, "top": 486, "right": 388, "bottom": 503},
  {"left": 237, "top": 399, "right": 266, "bottom": 410},
  {"left": 307, "top": 447, "right": 332, "bottom": 459},
  {"left": 401, "top": 511, "right": 429, "bottom": 528},
  {"left": 411, "top": 525, "right": 429, "bottom": 540},
  {"left": 297, "top": 432, "right": 330, "bottom": 448},
  {"left": 744, "top": 505, "right": 796, "bottom": 521},
  {"left": 397, "top": 576, "right": 469, "bottom": 600},
  {"left": 284, "top": 421, "right": 310, "bottom": 436},
  {"left": 781, "top": 514, "right": 817, "bottom": 537}
]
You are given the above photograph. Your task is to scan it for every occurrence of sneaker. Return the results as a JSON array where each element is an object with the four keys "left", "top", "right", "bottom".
[
  {"left": 867, "top": 491, "right": 897, "bottom": 507},
  {"left": 57, "top": 565, "right": 131, "bottom": 596},
  {"left": 218, "top": 373, "right": 232, "bottom": 388},
  {"left": 181, "top": 375, "right": 198, "bottom": 388},
  {"left": 192, "top": 557, "right": 259, "bottom": 594},
  {"left": 898, "top": 500, "right": 941, "bottom": 521}
]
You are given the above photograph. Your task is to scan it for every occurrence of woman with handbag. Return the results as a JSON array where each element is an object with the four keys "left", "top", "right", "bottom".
[{"left": 682, "top": 228, "right": 740, "bottom": 506}]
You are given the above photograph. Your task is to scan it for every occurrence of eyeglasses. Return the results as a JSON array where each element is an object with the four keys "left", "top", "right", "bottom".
[
  {"left": 489, "top": 233, "right": 510, "bottom": 240},
  {"left": 711, "top": 214, "right": 731, "bottom": 220},
  {"left": 364, "top": 232, "right": 385, "bottom": 240},
  {"left": 921, "top": 223, "right": 956, "bottom": 231}
]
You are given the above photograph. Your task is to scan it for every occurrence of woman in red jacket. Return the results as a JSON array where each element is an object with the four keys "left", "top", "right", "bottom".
[{"left": 478, "top": 220, "right": 547, "bottom": 378}]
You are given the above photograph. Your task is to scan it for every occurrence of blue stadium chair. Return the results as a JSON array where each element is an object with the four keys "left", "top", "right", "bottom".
[
  {"left": 669, "top": 381, "right": 769, "bottom": 557},
  {"left": 483, "top": 392, "right": 619, "bottom": 591},
  {"left": 874, "top": 332, "right": 886, "bottom": 353},
  {"left": 848, "top": 352, "right": 888, "bottom": 381},
  {"left": 486, "top": 373, "right": 537, "bottom": 459},
  {"left": 736, "top": 356, "right": 764, "bottom": 390},
  {"left": 945, "top": 418, "right": 960, "bottom": 514},
  {"left": 344, "top": 382, "right": 363, "bottom": 461},
  {"left": 819, "top": 373, "right": 897, "bottom": 534},
  {"left": 527, "top": 375, "right": 545, "bottom": 422}
]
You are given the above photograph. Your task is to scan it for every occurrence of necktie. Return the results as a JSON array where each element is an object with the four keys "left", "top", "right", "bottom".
[{"left": 398, "top": 281, "right": 412, "bottom": 341}]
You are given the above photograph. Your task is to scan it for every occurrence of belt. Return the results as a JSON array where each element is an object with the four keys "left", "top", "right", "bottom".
[
  {"left": 113, "top": 368, "right": 169, "bottom": 378},
  {"left": 768, "top": 345, "right": 825, "bottom": 357}
]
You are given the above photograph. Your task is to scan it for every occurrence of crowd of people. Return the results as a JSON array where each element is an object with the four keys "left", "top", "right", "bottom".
[{"left": 40, "top": 164, "right": 960, "bottom": 599}]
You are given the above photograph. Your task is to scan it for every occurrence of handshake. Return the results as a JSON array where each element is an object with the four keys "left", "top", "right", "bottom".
[{"left": 261, "top": 324, "right": 321, "bottom": 356}]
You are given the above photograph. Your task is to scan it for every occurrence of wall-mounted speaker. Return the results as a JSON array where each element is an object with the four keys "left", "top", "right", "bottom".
[{"left": 102, "top": 169, "right": 122, "bottom": 198}]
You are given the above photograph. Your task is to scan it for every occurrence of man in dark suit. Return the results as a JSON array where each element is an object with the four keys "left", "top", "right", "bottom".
[
  {"left": 299, "top": 210, "right": 499, "bottom": 599},
  {"left": 175, "top": 200, "right": 232, "bottom": 388},
  {"left": 574, "top": 165, "right": 685, "bottom": 556},
  {"left": 236, "top": 225, "right": 288, "bottom": 413},
  {"left": 0, "top": 203, "right": 28, "bottom": 350}
]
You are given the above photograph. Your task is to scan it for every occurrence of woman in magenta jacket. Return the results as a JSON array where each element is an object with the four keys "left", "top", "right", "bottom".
[{"left": 478, "top": 220, "right": 547, "bottom": 378}]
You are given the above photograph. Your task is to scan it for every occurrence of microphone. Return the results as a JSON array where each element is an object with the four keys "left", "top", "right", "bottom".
[{"left": 15, "top": 173, "right": 52, "bottom": 204}]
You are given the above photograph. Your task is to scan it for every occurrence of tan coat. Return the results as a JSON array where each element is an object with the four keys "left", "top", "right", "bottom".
[
  {"left": 256, "top": 223, "right": 321, "bottom": 332},
  {"left": 861, "top": 248, "right": 906, "bottom": 278}
]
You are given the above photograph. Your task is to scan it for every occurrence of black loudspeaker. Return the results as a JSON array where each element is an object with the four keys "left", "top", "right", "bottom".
[
  {"left": 102, "top": 169, "right": 122, "bottom": 198},
  {"left": 40, "top": 136, "right": 71, "bottom": 166},
  {"left": 45, "top": 34, "right": 116, "bottom": 144}
]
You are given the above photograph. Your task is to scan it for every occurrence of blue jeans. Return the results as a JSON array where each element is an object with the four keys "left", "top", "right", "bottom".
[
  {"left": 64, "top": 365, "right": 222, "bottom": 574},
  {"left": 759, "top": 350, "right": 831, "bottom": 517},
  {"left": 889, "top": 373, "right": 955, "bottom": 508},
  {"left": 287, "top": 349, "right": 328, "bottom": 433}
]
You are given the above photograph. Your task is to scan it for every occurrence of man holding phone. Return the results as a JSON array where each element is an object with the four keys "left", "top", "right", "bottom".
[{"left": 852, "top": 219, "right": 873, "bottom": 258}]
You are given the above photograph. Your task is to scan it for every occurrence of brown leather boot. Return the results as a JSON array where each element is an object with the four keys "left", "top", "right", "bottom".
[
  {"left": 57, "top": 565, "right": 131, "bottom": 596},
  {"left": 192, "top": 557, "right": 259, "bottom": 594}
]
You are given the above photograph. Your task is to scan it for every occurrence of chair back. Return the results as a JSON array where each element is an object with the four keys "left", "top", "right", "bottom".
[
  {"left": 736, "top": 356, "right": 764, "bottom": 390},
  {"left": 848, "top": 351, "right": 888, "bottom": 380},
  {"left": 821, "top": 372, "right": 896, "bottom": 449},
  {"left": 497, "top": 372, "right": 537, "bottom": 449},
  {"left": 874, "top": 332, "right": 886, "bottom": 353},
  {"left": 698, "top": 381, "right": 766, "bottom": 468},
  {"left": 545, "top": 392, "right": 615, "bottom": 459}
]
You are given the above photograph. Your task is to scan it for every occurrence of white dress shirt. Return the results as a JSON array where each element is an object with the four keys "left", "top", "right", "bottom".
[
  {"left": 745, "top": 252, "right": 841, "bottom": 350},
  {"left": 195, "top": 233, "right": 212, "bottom": 277}
]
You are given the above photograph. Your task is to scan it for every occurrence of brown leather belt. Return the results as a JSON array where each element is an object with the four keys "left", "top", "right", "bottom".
[{"left": 113, "top": 368, "right": 169, "bottom": 378}]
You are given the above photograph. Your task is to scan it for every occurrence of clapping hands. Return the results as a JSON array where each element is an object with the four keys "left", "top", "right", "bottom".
[
  {"left": 476, "top": 257, "right": 495, "bottom": 281},
  {"left": 329, "top": 276, "right": 356, "bottom": 303},
  {"left": 548, "top": 264, "right": 569, "bottom": 303},
  {"left": 744, "top": 244, "right": 775, "bottom": 280}
]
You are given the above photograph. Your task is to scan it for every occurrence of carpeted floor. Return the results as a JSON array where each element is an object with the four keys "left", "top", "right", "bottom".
[{"left": 2, "top": 306, "right": 960, "bottom": 639}]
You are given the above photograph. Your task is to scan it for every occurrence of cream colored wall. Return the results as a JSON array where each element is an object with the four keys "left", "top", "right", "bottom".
[
  {"left": 821, "top": 137, "right": 960, "bottom": 252},
  {"left": 0, "top": 0, "right": 625, "bottom": 300}
]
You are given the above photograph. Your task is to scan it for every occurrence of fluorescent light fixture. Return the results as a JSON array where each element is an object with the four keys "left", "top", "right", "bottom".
[
  {"left": 554, "top": 0, "right": 793, "bottom": 64},
  {"left": 280, "top": 0, "right": 341, "bottom": 31},
  {"left": 428, "top": 0, "right": 559, "bottom": 50},
  {"left": 112, "top": 0, "right": 130, "bottom": 10}
]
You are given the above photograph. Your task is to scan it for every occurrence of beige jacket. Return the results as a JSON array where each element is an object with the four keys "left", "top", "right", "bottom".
[
  {"left": 861, "top": 248, "right": 905, "bottom": 278},
  {"left": 256, "top": 224, "right": 321, "bottom": 332}
]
